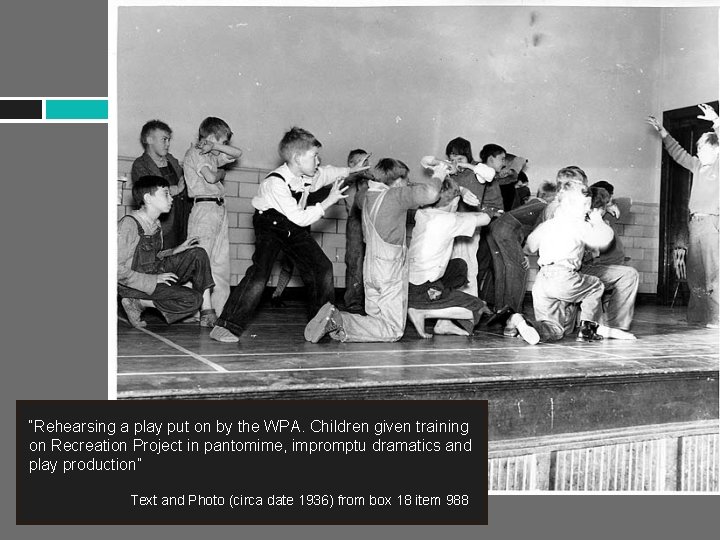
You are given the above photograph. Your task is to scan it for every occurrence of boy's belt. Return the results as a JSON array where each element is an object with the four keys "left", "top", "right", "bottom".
[{"left": 193, "top": 197, "right": 224, "bottom": 205}]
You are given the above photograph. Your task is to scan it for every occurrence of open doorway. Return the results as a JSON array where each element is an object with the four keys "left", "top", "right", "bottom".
[{"left": 657, "top": 100, "right": 719, "bottom": 305}]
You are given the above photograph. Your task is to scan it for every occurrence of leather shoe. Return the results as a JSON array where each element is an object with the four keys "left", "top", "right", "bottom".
[{"left": 486, "top": 306, "right": 515, "bottom": 327}]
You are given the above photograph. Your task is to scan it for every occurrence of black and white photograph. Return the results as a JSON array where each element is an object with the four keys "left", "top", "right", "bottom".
[{"left": 112, "top": 0, "right": 720, "bottom": 492}]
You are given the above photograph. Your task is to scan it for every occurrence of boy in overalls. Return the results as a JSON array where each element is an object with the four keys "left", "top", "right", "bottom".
[
  {"left": 118, "top": 175, "right": 215, "bottom": 328},
  {"left": 304, "top": 158, "right": 445, "bottom": 343},
  {"left": 210, "top": 127, "right": 367, "bottom": 343}
]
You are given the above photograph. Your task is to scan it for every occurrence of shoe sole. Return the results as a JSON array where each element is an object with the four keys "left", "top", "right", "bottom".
[
  {"left": 516, "top": 321, "right": 540, "bottom": 345},
  {"left": 304, "top": 303, "right": 335, "bottom": 343}
]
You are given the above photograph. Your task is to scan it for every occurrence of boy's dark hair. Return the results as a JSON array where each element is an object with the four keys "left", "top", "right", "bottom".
[
  {"left": 590, "top": 187, "right": 611, "bottom": 210},
  {"left": 140, "top": 119, "right": 172, "bottom": 149},
  {"left": 698, "top": 131, "right": 719, "bottom": 148},
  {"left": 556, "top": 165, "right": 588, "bottom": 187},
  {"left": 479, "top": 143, "right": 506, "bottom": 163},
  {"left": 591, "top": 180, "right": 615, "bottom": 197},
  {"left": 445, "top": 137, "right": 474, "bottom": 163},
  {"left": 279, "top": 127, "right": 322, "bottom": 163},
  {"left": 347, "top": 148, "right": 368, "bottom": 167},
  {"left": 132, "top": 175, "right": 169, "bottom": 208},
  {"left": 198, "top": 117, "right": 232, "bottom": 141},
  {"left": 373, "top": 158, "right": 409, "bottom": 186},
  {"left": 537, "top": 181, "right": 558, "bottom": 203}
]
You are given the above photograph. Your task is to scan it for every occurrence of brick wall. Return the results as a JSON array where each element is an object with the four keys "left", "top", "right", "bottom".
[{"left": 117, "top": 157, "right": 659, "bottom": 295}]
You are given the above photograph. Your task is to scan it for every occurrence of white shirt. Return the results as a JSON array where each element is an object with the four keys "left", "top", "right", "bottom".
[
  {"left": 251, "top": 163, "right": 349, "bottom": 227},
  {"left": 526, "top": 210, "right": 614, "bottom": 270},
  {"left": 408, "top": 208, "right": 478, "bottom": 284}
]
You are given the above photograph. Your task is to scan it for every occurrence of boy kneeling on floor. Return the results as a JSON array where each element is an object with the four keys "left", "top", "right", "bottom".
[{"left": 118, "top": 175, "right": 215, "bottom": 328}]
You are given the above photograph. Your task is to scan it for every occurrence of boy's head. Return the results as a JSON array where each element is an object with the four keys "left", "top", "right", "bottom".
[
  {"left": 132, "top": 175, "right": 172, "bottom": 212},
  {"left": 557, "top": 184, "right": 591, "bottom": 218},
  {"left": 479, "top": 143, "right": 507, "bottom": 172},
  {"left": 590, "top": 186, "right": 612, "bottom": 211},
  {"left": 347, "top": 148, "right": 369, "bottom": 168},
  {"left": 373, "top": 158, "right": 409, "bottom": 187},
  {"left": 591, "top": 180, "right": 614, "bottom": 197},
  {"left": 556, "top": 166, "right": 588, "bottom": 190},
  {"left": 279, "top": 127, "right": 322, "bottom": 176},
  {"left": 697, "top": 131, "right": 719, "bottom": 165},
  {"left": 445, "top": 137, "right": 473, "bottom": 165},
  {"left": 434, "top": 177, "right": 461, "bottom": 210},
  {"left": 537, "top": 181, "right": 558, "bottom": 204},
  {"left": 140, "top": 120, "right": 172, "bottom": 156},
  {"left": 198, "top": 117, "right": 233, "bottom": 145}
]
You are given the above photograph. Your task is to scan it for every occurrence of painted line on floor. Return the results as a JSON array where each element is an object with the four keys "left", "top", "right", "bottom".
[
  {"left": 117, "top": 343, "right": 573, "bottom": 359},
  {"left": 118, "top": 317, "right": 228, "bottom": 372},
  {"left": 117, "top": 352, "right": 715, "bottom": 377}
]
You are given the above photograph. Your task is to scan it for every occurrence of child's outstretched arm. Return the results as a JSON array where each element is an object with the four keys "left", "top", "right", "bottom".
[{"left": 646, "top": 114, "right": 697, "bottom": 172}]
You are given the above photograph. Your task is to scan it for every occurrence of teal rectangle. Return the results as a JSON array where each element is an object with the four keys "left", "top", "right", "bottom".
[{"left": 45, "top": 99, "right": 108, "bottom": 119}]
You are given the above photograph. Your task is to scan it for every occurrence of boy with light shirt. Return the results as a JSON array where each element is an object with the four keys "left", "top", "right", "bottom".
[
  {"left": 210, "top": 127, "right": 367, "bottom": 343},
  {"left": 183, "top": 116, "right": 243, "bottom": 326}
]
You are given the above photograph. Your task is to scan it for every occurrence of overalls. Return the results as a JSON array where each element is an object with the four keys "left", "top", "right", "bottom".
[
  {"left": 118, "top": 216, "right": 212, "bottom": 324},
  {"left": 338, "top": 185, "right": 408, "bottom": 342}
]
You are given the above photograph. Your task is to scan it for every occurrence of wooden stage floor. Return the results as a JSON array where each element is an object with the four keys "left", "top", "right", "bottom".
[{"left": 117, "top": 301, "right": 719, "bottom": 402}]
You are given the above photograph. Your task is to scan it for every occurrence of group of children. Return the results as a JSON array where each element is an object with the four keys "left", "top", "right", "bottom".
[{"left": 118, "top": 103, "right": 720, "bottom": 346}]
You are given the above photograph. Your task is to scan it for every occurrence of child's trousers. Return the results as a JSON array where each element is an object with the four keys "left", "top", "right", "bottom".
[
  {"left": 343, "top": 201, "right": 365, "bottom": 312},
  {"left": 187, "top": 201, "right": 230, "bottom": 314},
  {"left": 580, "top": 263, "right": 639, "bottom": 331},
  {"left": 215, "top": 209, "right": 335, "bottom": 337},
  {"left": 118, "top": 247, "right": 214, "bottom": 324},
  {"left": 531, "top": 266, "right": 604, "bottom": 342}
]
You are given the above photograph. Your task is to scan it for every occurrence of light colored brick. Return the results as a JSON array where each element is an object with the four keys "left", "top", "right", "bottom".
[
  {"left": 117, "top": 207, "right": 126, "bottom": 220},
  {"left": 229, "top": 228, "right": 255, "bottom": 244},
  {"left": 312, "top": 219, "right": 337, "bottom": 234},
  {"left": 631, "top": 213, "right": 656, "bottom": 226},
  {"left": 623, "top": 225, "right": 644, "bottom": 237},
  {"left": 641, "top": 225, "right": 658, "bottom": 238},
  {"left": 226, "top": 212, "right": 238, "bottom": 228},
  {"left": 235, "top": 244, "right": 256, "bottom": 260},
  {"left": 223, "top": 181, "right": 239, "bottom": 198},
  {"left": 228, "top": 169, "right": 261, "bottom": 184},
  {"left": 625, "top": 247, "right": 645, "bottom": 260},
  {"left": 237, "top": 213, "right": 254, "bottom": 228},
  {"left": 332, "top": 262, "right": 345, "bottom": 277},
  {"left": 122, "top": 190, "right": 135, "bottom": 206},
  {"left": 336, "top": 219, "right": 348, "bottom": 234},
  {"left": 237, "top": 183, "right": 260, "bottom": 198},
  {"left": 230, "top": 259, "right": 252, "bottom": 275},
  {"left": 225, "top": 197, "right": 254, "bottom": 213},
  {"left": 322, "top": 233, "right": 346, "bottom": 248},
  {"left": 633, "top": 237, "right": 658, "bottom": 250}
]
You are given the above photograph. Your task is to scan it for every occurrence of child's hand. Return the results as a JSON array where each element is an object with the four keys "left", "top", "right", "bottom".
[
  {"left": 646, "top": 116, "right": 667, "bottom": 137},
  {"left": 606, "top": 203, "right": 621, "bottom": 219},
  {"left": 459, "top": 186, "right": 480, "bottom": 207},
  {"left": 156, "top": 272, "right": 178, "bottom": 286},
  {"left": 217, "top": 153, "right": 236, "bottom": 167},
  {"left": 326, "top": 178, "right": 349, "bottom": 206},
  {"left": 174, "top": 236, "right": 200, "bottom": 255},
  {"left": 697, "top": 103, "right": 719, "bottom": 123},
  {"left": 521, "top": 256, "right": 530, "bottom": 270},
  {"left": 196, "top": 140, "right": 214, "bottom": 154},
  {"left": 349, "top": 163, "right": 370, "bottom": 175}
]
